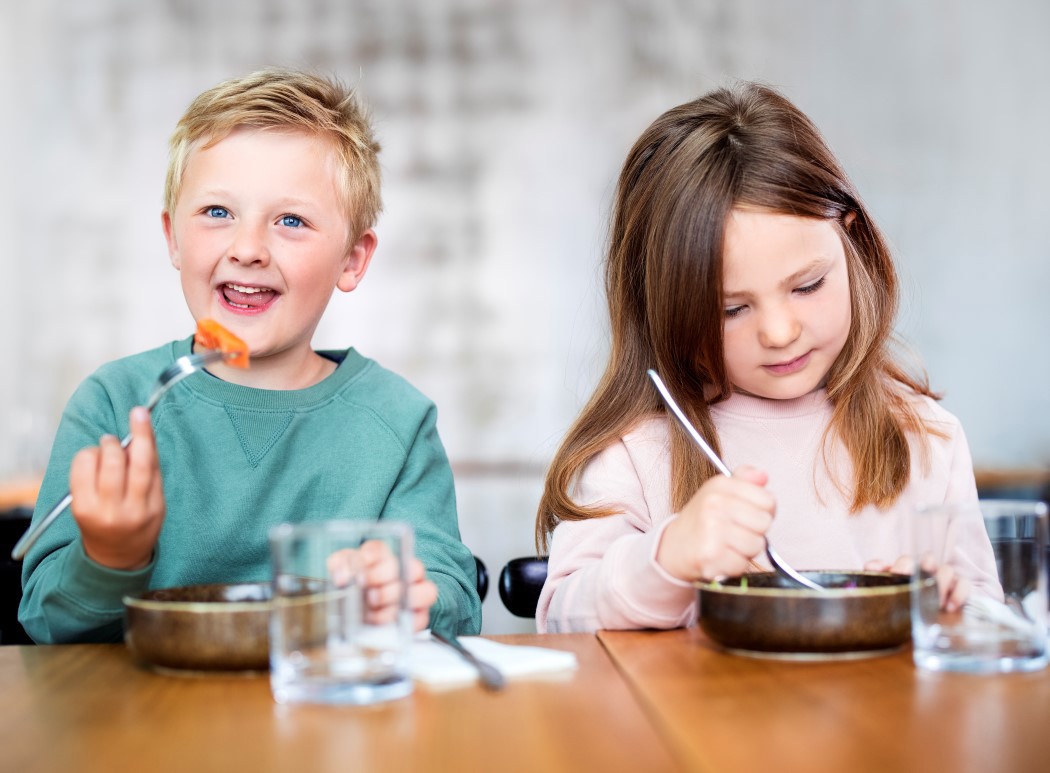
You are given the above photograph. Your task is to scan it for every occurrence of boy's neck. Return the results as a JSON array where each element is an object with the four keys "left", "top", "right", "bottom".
[{"left": 203, "top": 348, "right": 337, "bottom": 390}]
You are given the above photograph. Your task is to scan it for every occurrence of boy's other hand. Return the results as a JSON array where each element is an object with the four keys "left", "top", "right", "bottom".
[
  {"left": 656, "top": 465, "right": 775, "bottom": 583},
  {"left": 328, "top": 540, "right": 438, "bottom": 633},
  {"left": 69, "top": 407, "right": 165, "bottom": 571}
]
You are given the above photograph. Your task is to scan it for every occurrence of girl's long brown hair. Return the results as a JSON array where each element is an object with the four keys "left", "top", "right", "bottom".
[{"left": 536, "top": 82, "right": 937, "bottom": 553}]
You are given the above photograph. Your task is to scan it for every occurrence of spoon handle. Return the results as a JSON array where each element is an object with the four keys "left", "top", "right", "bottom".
[{"left": 646, "top": 371, "right": 731, "bottom": 476}]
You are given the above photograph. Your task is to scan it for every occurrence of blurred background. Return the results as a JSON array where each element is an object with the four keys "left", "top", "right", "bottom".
[{"left": 1, "top": 0, "right": 1048, "bottom": 634}]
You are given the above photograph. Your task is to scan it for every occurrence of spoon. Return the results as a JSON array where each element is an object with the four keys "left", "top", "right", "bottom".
[{"left": 645, "top": 369, "right": 825, "bottom": 592}]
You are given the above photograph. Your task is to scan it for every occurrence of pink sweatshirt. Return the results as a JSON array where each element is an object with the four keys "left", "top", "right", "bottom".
[{"left": 538, "top": 388, "right": 989, "bottom": 633}]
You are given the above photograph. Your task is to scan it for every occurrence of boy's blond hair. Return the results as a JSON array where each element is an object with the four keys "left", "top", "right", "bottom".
[{"left": 164, "top": 68, "right": 382, "bottom": 240}]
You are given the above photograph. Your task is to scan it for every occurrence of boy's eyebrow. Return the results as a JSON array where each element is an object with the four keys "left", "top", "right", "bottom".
[
  {"left": 723, "top": 257, "right": 833, "bottom": 299},
  {"left": 190, "top": 190, "right": 318, "bottom": 210}
]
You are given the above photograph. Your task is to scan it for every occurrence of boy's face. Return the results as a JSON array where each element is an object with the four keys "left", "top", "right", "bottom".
[
  {"left": 163, "top": 128, "right": 375, "bottom": 369},
  {"left": 720, "top": 208, "right": 852, "bottom": 400}
]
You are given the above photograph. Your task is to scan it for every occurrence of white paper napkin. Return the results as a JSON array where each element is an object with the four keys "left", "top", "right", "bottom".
[{"left": 409, "top": 631, "right": 578, "bottom": 688}]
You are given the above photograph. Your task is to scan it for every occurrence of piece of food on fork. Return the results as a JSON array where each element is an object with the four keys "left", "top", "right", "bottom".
[{"left": 194, "top": 319, "right": 250, "bottom": 368}]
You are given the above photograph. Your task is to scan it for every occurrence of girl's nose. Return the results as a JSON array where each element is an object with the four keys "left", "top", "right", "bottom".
[
  {"left": 757, "top": 305, "right": 802, "bottom": 349},
  {"left": 227, "top": 222, "right": 271, "bottom": 266}
]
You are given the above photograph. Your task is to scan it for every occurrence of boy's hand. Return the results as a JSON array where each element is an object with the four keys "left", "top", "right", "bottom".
[
  {"left": 69, "top": 407, "right": 165, "bottom": 571},
  {"left": 656, "top": 465, "right": 776, "bottom": 583},
  {"left": 328, "top": 540, "right": 438, "bottom": 632},
  {"left": 864, "top": 556, "right": 970, "bottom": 612}
]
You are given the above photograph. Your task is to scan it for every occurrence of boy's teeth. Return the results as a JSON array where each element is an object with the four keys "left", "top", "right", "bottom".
[{"left": 228, "top": 283, "right": 263, "bottom": 293}]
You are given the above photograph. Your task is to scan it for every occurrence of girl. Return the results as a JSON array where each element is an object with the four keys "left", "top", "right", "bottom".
[{"left": 535, "top": 82, "right": 995, "bottom": 634}]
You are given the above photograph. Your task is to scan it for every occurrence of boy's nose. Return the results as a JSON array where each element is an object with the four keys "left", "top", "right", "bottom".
[
  {"left": 227, "top": 223, "right": 271, "bottom": 266},
  {"left": 757, "top": 306, "right": 802, "bottom": 349}
]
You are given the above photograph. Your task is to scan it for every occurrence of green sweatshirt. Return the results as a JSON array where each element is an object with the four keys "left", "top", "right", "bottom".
[{"left": 20, "top": 336, "right": 481, "bottom": 642}]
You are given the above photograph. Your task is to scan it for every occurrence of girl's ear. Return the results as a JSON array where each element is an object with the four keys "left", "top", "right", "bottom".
[
  {"left": 336, "top": 228, "right": 379, "bottom": 293},
  {"left": 162, "top": 211, "right": 181, "bottom": 270},
  {"left": 843, "top": 210, "right": 857, "bottom": 229}
]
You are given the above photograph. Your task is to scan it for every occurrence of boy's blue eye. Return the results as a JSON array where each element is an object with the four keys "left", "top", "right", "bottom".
[
  {"left": 207, "top": 206, "right": 229, "bottom": 218},
  {"left": 281, "top": 215, "right": 303, "bottom": 228}
]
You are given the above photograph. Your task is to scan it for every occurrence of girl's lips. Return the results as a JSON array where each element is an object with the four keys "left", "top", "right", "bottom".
[{"left": 763, "top": 351, "right": 811, "bottom": 376}]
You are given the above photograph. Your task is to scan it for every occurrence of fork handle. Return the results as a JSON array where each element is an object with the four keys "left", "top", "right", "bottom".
[
  {"left": 11, "top": 427, "right": 137, "bottom": 561},
  {"left": 11, "top": 492, "right": 73, "bottom": 561},
  {"left": 431, "top": 631, "right": 506, "bottom": 691}
]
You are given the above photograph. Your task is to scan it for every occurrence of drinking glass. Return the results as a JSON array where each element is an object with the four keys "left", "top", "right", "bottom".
[
  {"left": 269, "top": 520, "right": 414, "bottom": 704},
  {"left": 911, "top": 500, "right": 1048, "bottom": 674}
]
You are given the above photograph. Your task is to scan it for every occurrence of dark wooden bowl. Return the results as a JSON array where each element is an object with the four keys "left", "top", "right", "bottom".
[
  {"left": 696, "top": 571, "right": 927, "bottom": 660},
  {"left": 123, "top": 582, "right": 273, "bottom": 673}
]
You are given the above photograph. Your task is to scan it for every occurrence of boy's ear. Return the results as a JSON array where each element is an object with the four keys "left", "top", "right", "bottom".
[
  {"left": 336, "top": 229, "right": 378, "bottom": 293},
  {"left": 162, "top": 211, "right": 181, "bottom": 270}
]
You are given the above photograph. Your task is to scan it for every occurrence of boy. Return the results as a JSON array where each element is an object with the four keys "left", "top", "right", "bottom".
[{"left": 20, "top": 68, "right": 481, "bottom": 642}]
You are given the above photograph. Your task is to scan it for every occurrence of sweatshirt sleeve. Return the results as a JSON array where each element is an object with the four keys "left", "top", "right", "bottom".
[
  {"left": 19, "top": 375, "right": 156, "bottom": 643},
  {"left": 537, "top": 438, "right": 697, "bottom": 633},
  {"left": 380, "top": 403, "right": 481, "bottom": 636},
  {"left": 936, "top": 414, "right": 1001, "bottom": 598}
]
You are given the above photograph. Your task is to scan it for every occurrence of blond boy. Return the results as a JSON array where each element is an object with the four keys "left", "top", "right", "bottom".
[{"left": 20, "top": 69, "right": 481, "bottom": 642}]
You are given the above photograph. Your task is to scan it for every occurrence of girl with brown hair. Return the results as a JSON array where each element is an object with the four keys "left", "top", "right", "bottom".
[{"left": 535, "top": 82, "right": 994, "bottom": 633}]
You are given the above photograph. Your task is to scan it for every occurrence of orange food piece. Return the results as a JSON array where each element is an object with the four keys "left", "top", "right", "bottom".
[{"left": 194, "top": 319, "right": 250, "bottom": 368}]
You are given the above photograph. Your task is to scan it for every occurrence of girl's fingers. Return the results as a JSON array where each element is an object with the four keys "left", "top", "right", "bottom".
[
  {"left": 889, "top": 556, "right": 914, "bottom": 575},
  {"left": 947, "top": 576, "right": 970, "bottom": 612},
  {"left": 708, "top": 473, "right": 777, "bottom": 514}
]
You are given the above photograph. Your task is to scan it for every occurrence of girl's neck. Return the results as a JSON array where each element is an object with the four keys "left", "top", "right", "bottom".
[{"left": 714, "top": 388, "right": 828, "bottom": 419}]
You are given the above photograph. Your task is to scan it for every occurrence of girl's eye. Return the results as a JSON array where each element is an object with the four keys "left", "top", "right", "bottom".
[
  {"left": 796, "top": 276, "right": 827, "bottom": 295},
  {"left": 207, "top": 206, "right": 230, "bottom": 219},
  {"left": 280, "top": 215, "right": 303, "bottom": 228},
  {"left": 724, "top": 305, "right": 746, "bottom": 319}
]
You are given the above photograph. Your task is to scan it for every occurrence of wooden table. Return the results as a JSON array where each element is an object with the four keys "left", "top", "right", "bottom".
[
  {"left": 0, "top": 635, "right": 679, "bottom": 773},
  {"left": 599, "top": 627, "right": 1050, "bottom": 773}
]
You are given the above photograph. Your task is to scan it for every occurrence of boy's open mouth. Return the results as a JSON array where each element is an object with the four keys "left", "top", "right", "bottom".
[{"left": 220, "top": 283, "right": 279, "bottom": 311}]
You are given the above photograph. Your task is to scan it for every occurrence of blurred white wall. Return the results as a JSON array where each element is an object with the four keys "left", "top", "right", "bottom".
[{"left": 2, "top": 0, "right": 1048, "bottom": 633}]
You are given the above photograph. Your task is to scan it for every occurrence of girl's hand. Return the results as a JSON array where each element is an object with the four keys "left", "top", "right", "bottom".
[
  {"left": 656, "top": 465, "right": 776, "bottom": 583},
  {"left": 864, "top": 556, "right": 969, "bottom": 612},
  {"left": 328, "top": 541, "right": 438, "bottom": 632},
  {"left": 69, "top": 407, "right": 165, "bottom": 571}
]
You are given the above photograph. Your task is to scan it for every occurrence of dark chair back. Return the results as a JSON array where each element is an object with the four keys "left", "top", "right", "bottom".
[
  {"left": 498, "top": 557, "right": 548, "bottom": 618},
  {"left": 0, "top": 507, "right": 33, "bottom": 645},
  {"left": 474, "top": 554, "right": 489, "bottom": 602}
]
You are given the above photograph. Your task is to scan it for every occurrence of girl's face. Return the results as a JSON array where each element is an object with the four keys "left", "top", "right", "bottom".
[{"left": 720, "top": 208, "right": 852, "bottom": 400}]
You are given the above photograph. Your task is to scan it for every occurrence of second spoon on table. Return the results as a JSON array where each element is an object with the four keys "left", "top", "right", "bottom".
[{"left": 646, "top": 369, "right": 826, "bottom": 592}]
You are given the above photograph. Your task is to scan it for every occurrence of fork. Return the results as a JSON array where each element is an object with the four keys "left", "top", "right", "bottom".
[{"left": 11, "top": 350, "right": 231, "bottom": 561}]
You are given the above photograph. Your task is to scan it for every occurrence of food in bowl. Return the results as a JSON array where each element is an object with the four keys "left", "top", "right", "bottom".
[
  {"left": 123, "top": 582, "right": 273, "bottom": 673},
  {"left": 696, "top": 570, "right": 924, "bottom": 660}
]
